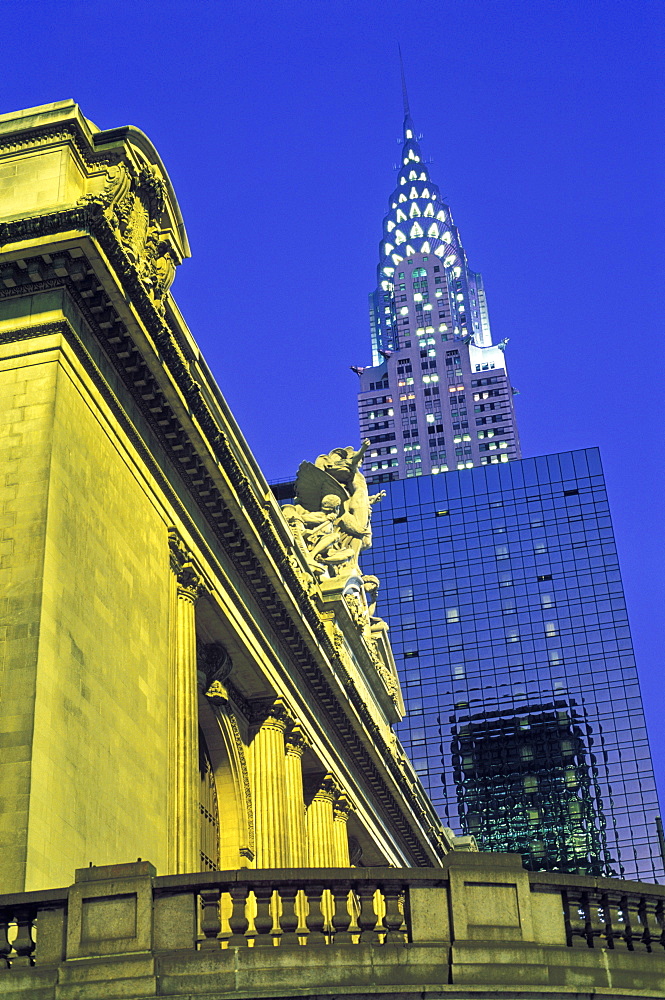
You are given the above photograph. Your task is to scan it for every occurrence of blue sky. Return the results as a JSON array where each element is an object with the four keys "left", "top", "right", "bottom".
[{"left": 4, "top": 0, "right": 665, "bottom": 805}]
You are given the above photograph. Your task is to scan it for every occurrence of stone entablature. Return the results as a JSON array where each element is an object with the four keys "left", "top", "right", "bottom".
[{"left": 1, "top": 855, "right": 664, "bottom": 999}]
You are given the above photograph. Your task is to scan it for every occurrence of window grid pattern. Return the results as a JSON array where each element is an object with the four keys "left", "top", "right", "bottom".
[{"left": 362, "top": 448, "right": 663, "bottom": 881}]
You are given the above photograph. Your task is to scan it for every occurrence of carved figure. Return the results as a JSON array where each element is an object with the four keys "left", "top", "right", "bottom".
[
  {"left": 282, "top": 495, "right": 355, "bottom": 576},
  {"left": 289, "top": 440, "right": 383, "bottom": 581},
  {"left": 362, "top": 575, "right": 380, "bottom": 618}
]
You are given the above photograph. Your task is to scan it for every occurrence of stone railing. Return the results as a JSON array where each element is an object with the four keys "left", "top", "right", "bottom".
[
  {"left": 1, "top": 855, "right": 665, "bottom": 998},
  {"left": 530, "top": 870, "right": 665, "bottom": 952}
]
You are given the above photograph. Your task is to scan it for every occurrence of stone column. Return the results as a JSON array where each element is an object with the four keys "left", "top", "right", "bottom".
[
  {"left": 306, "top": 774, "right": 338, "bottom": 867},
  {"left": 333, "top": 793, "right": 353, "bottom": 867},
  {"left": 250, "top": 698, "right": 291, "bottom": 868},
  {"left": 285, "top": 726, "right": 308, "bottom": 867},
  {"left": 168, "top": 529, "right": 205, "bottom": 874}
]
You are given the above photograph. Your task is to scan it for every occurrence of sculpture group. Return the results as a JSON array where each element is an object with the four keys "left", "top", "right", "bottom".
[{"left": 282, "top": 440, "right": 385, "bottom": 588}]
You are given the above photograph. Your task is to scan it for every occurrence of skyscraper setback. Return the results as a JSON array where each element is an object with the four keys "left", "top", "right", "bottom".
[{"left": 358, "top": 84, "right": 520, "bottom": 486}]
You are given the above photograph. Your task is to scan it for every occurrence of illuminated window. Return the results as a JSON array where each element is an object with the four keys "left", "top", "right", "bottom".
[
  {"left": 386, "top": 220, "right": 396, "bottom": 232},
  {"left": 384, "top": 243, "right": 394, "bottom": 255},
  {"left": 428, "top": 223, "right": 439, "bottom": 238},
  {"left": 434, "top": 245, "right": 445, "bottom": 257},
  {"left": 399, "top": 176, "right": 406, "bottom": 186},
  {"left": 409, "top": 202, "right": 421, "bottom": 218},
  {"left": 446, "top": 607, "right": 460, "bottom": 622},
  {"left": 391, "top": 253, "right": 404, "bottom": 264},
  {"left": 436, "top": 210, "right": 446, "bottom": 221},
  {"left": 421, "top": 187, "right": 430, "bottom": 198},
  {"left": 410, "top": 221, "right": 424, "bottom": 238},
  {"left": 421, "top": 241, "right": 431, "bottom": 253},
  {"left": 400, "top": 306, "right": 408, "bottom": 315},
  {"left": 395, "top": 230, "right": 406, "bottom": 244},
  {"left": 409, "top": 186, "right": 419, "bottom": 199},
  {"left": 409, "top": 170, "right": 417, "bottom": 180},
  {"left": 442, "top": 231, "right": 452, "bottom": 243},
  {"left": 399, "top": 193, "right": 407, "bottom": 203},
  {"left": 424, "top": 203, "right": 434, "bottom": 217}
]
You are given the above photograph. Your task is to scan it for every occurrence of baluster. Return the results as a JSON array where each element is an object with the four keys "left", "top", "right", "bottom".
[
  {"left": 638, "top": 897, "right": 653, "bottom": 952},
  {"left": 228, "top": 885, "right": 250, "bottom": 946},
  {"left": 565, "top": 889, "right": 593, "bottom": 948},
  {"left": 253, "top": 885, "right": 274, "bottom": 946},
  {"left": 601, "top": 892, "right": 616, "bottom": 949},
  {"left": 382, "top": 883, "right": 404, "bottom": 943},
  {"left": 11, "top": 909, "right": 35, "bottom": 967},
  {"left": 655, "top": 899, "right": 665, "bottom": 951},
  {"left": 305, "top": 884, "right": 325, "bottom": 944},
  {"left": 199, "top": 888, "right": 222, "bottom": 950},
  {"left": 347, "top": 889, "right": 361, "bottom": 943},
  {"left": 580, "top": 891, "right": 594, "bottom": 948},
  {"left": 278, "top": 885, "right": 299, "bottom": 946},
  {"left": 356, "top": 884, "right": 380, "bottom": 944},
  {"left": 330, "top": 882, "right": 352, "bottom": 944},
  {"left": 620, "top": 894, "right": 635, "bottom": 951},
  {"left": 0, "top": 911, "right": 11, "bottom": 970}
]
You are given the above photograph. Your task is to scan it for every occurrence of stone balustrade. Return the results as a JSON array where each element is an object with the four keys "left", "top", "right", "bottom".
[{"left": 1, "top": 856, "right": 665, "bottom": 999}]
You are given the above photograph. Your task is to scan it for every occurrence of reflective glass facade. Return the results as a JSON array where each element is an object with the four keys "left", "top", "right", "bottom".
[{"left": 362, "top": 447, "right": 663, "bottom": 881}]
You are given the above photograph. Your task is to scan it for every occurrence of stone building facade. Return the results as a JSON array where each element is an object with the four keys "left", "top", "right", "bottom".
[{"left": 0, "top": 101, "right": 451, "bottom": 894}]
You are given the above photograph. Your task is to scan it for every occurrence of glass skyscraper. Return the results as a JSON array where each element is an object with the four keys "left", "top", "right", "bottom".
[{"left": 360, "top": 449, "right": 663, "bottom": 882}]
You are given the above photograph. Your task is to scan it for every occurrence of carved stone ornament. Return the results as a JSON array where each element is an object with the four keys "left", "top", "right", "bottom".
[
  {"left": 250, "top": 696, "right": 292, "bottom": 733},
  {"left": 285, "top": 724, "right": 309, "bottom": 757},
  {"left": 281, "top": 441, "right": 384, "bottom": 586},
  {"left": 168, "top": 528, "right": 204, "bottom": 601},
  {"left": 79, "top": 160, "right": 175, "bottom": 310},
  {"left": 197, "top": 640, "right": 233, "bottom": 702}
]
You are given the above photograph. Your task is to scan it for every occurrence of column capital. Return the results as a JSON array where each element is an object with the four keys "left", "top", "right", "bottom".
[
  {"left": 169, "top": 527, "right": 205, "bottom": 601},
  {"left": 250, "top": 696, "right": 292, "bottom": 734},
  {"left": 308, "top": 772, "right": 338, "bottom": 804},
  {"left": 333, "top": 792, "right": 354, "bottom": 822},
  {"left": 285, "top": 724, "right": 309, "bottom": 757}
]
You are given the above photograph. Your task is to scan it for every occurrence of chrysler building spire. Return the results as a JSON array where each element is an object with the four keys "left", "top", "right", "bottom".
[{"left": 357, "top": 73, "right": 521, "bottom": 483}]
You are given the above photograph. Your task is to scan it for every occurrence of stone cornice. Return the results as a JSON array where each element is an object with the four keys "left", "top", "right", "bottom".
[{"left": 0, "top": 212, "right": 448, "bottom": 867}]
